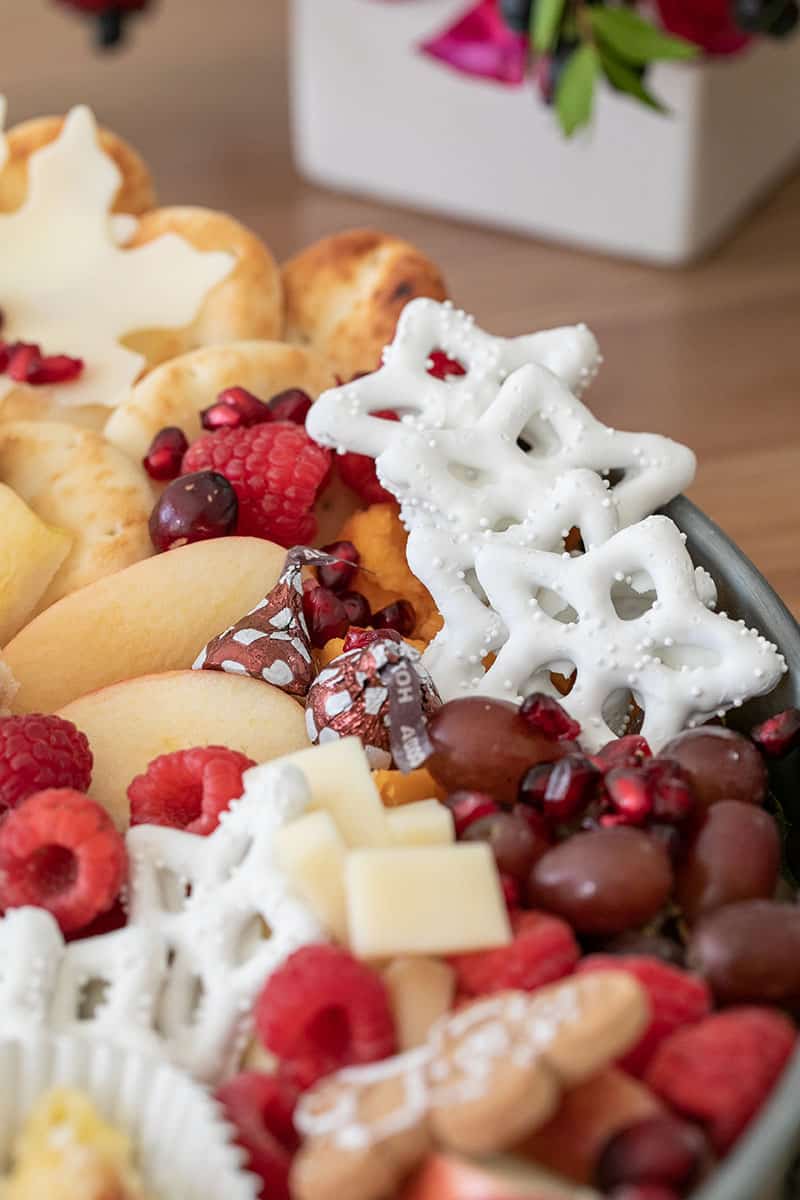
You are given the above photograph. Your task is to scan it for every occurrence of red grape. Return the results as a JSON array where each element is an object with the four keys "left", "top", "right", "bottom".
[
  {"left": 657, "top": 727, "right": 766, "bottom": 811},
  {"left": 676, "top": 801, "right": 780, "bottom": 923},
  {"left": 687, "top": 899, "right": 800, "bottom": 1006}
]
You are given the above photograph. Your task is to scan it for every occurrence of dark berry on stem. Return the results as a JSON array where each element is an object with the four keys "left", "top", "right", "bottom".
[
  {"left": 426, "top": 697, "right": 576, "bottom": 806},
  {"left": 751, "top": 707, "right": 800, "bottom": 758},
  {"left": 519, "top": 692, "right": 581, "bottom": 742},
  {"left": 596, "top": 1116, "right": 708, "bottom": 1194},
  {"left": 149, "top": 470, "right": 238, "bottom": 552},
  {"left": 657, "top": 726, "right": 767, "bottom": 811},
  {"left": 269, "top": 388, "right": 313, "bottom": 425},
  {"left": 339, "top": 591, "right": 371, "bottom": 627},
  {"left": 317, "top": 541, "right": 360, "bottom": 592},
  {"left": 372, "top": 599, "right": 416, "bottom": 638},
  {"left": 302, "top": 586, "right": 349, "bottom": 649},
  {"left": 142, "top": 426, "right": 189, "bottom": 481},
  {"left": 444, "top": 790, "right": 499, "bottom": 837}
]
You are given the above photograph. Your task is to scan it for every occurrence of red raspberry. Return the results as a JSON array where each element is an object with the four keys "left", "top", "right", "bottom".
[
  {"left": 0, "top": 714, "right": 93, "bottom": 816},
  {"left": 127, "top": 746, "right": 255, "bottom": 835},
  {"left": 577, "top": 955, "right": 711, "bottom": 1075},
  {"left": 182, "top": 422, "right": 332, "bottom": 547},
  {"left": 215, "top": 1072, "right": 299, "bottom": 1200},
  {"left": 255, "top": 944, "right": 396, "bottom": 1090},
  {"left": 0, "top": 788, "right": 126, "bottom": 934},
  {"left": 335, "top": 409, "right": 400, "bottom": 505},
  {"left": 449, "top": 909, "right": 579, "bottom": 997},
  {"left": 645, "top": 1007, "right": 796, "bottom": 1152}
]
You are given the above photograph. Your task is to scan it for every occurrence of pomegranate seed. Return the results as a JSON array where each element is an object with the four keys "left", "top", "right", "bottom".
[
  {"left": 201, "top": 386, "right": 273, "bottom": 431},
  {"left": 605, "top": 767, "right": 654, "bottom": 825},
  {"left": 342, "top": 626, "right": 401, "bottom": 653},
  {"left": 148, "top": 470, "right": 238, "bottom": 552},
  {"left": 593, "top": 734, "right": 653, "bottom": 773},
  {"left": 445, "top": 790, "right": 500, "bottom": 837},
  {"left": 27, "top": 353, "right": 84, "bottom": 384},
  {"left": 142, "top": 426, "right": 189, "bottom": 481},
  {"left": 516, "top": 803, "right": 551, "bottom": 842},
  {"left": 518, "top": 762, "right": 553, "bottom": 809},
  {"left": 599, "top": 812, "right": 635, "bottom": 829},
  {"left": 540, "top": 754, "right": 600, "bottom": 823},
  {"left": 596, "top": 1115, "right": 708, "bottom": 1194},
  {"left": 0, "top": 343, "right": 9, "bottom": 372},
  {"left": 372, "top": 599, "right": 416, "bottom": 638},
  {"left": 269, "top": 388, "right": 312, "bottom": 425},
  {"left": 339, "top": 590, "right": 371, "bottom": 627},
  {"left": 302, "top": 586, "right": 349, "bottom": 648},
  {"left": 317, "top": 540, "right": 360, "bottom": 592},
  {"left": 500, "top": 873, "right": 521, "bottom": 910},
  {"left": 6, "top": 342, "right": 43, "bottom": 382},
  {"left": 751, "top": 708, "right": 800, "bottom": 758},
  {"left": 647, "top": 759, "right": 695, "bottom": 824},
  {"left": 427, "top": 349, "right": 467, "bottom": 380},
  {"left": 518, "top": 693, "right": 581, "bottom": 742}
]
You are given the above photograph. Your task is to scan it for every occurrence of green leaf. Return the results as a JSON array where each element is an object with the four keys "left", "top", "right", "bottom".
[
  {"left": 599, "top": 47, "right": 667, "bottom": 112},
  {"left": 555, "top": 43, "right": 600, "bottom": 137},
  {"left": 531, "top": 0, "right": 565, "bottom": 53},
  {"left": 589, "top": 6, "right": 699, "bottom": 65}
]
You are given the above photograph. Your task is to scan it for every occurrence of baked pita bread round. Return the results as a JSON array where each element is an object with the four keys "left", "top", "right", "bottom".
[
  {"left": 282, "top": 228, "right": 448, "bottom": 380},
  {"left": 0, "top": 421, "right": 154, "bottom": 611},
  {"left": 0, "top": 114, "right": 156, "bottom": 215},
  {"left": 122, "top": 207, "right": 284, "bottom": 369},
  {"left": 104, "top": 339, "right": 336, "bottom": 460}
]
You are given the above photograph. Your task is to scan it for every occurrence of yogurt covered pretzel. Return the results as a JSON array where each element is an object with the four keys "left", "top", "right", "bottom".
[{"left": 306, "top": 298, "right": 601, "bottom": 459}]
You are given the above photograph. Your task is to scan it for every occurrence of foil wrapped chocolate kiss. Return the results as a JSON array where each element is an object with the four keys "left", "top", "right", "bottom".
[
  {"left": 193, "top": 546, "right": 343, "bottom": 697},
  {"left": 306, "top": 632, "right": 441, "bottom": 770}
]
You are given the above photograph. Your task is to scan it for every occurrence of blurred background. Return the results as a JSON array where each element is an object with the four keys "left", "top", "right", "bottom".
[{"left": 2, "top": 0, "right": 799, "bottom": 613}]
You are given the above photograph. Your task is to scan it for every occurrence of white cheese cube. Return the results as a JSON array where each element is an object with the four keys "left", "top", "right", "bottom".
[
  {"left": 346, "top": 844, "right": 511, "bottom": 959},
  {"left": 274, "top": 810, "right": 349, "bottom": 942},
  {"left": 285, "top": 737, "right": 390, "bottom": 847},
  {"left": 386, "top": 799, "right": 454, "bottom": 847}
]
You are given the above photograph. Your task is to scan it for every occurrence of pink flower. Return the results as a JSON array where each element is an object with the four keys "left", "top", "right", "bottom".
[
  {"left": 419, "top": 0, "right": 529, "bottom": 85},
  {"left": 656, "top": 0, "right": 752, "bottom": 55}
]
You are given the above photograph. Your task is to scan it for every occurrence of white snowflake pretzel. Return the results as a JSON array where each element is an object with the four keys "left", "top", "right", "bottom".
[
  {"left": 0, "top": 763, "right": 324, "bottom": 1084},
  {"left": 468, "top": 516, "right": 786, "bottom": 751},
  {"left": 0, "top": 104, "right": 234, "bottom": 409},
  {"left": 408, "top": 469, "right": 621, "bottom": 701},
  {"left": 306, "top": 298, "right": 601, "bottom": 459},
  {"left": 376, "top": 362, "right": 696, "bottom": 536}
]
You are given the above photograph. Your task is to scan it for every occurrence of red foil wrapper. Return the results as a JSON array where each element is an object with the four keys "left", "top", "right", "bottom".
[
  {"left": 193, "top": 547, "right": 338, "bottom": 697},
  {"left": 305, "top": 635, "right": 441, "bottom": 768}
]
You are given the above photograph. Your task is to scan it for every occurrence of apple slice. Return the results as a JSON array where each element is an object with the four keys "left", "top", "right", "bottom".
[
  {"left": 57, "top": 669, "right": 308, "bottom": 828},
  {"left": 0, "top": 482, "right": 71, "bottom": 645},
  {"left": 5, "top": 536, "right": 287, "bottom": 713}
]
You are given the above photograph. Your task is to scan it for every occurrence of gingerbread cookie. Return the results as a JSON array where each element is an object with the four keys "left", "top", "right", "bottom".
[
  {"left": 282, "top": 229, "right": 448, "bottom": 381},
  {"left": 0, "top": 421, "right": 154, "bottom": 609},
  {"left": 292, "top": 971, "right": 648, "bottom": 1200}
]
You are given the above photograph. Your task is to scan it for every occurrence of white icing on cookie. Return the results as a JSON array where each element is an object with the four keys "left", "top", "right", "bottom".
[
  {"left": 471, "top": 515, "right": 787, "bottom": 750},
  {"left": 0, "top": 763, "right": 324, "bottom": 1083},
  {"left": 0, "top": 104, "right": 234, "bottom": 409},
  {"left": 306, "top": 298, "right": 601, "bottom": 458}
]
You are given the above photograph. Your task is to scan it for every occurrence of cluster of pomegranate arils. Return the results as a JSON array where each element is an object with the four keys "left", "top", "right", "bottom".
[
  {"left": 0, "top": 336, "right": 83, "bottom": 386},
  {"left": 302, "top": 540, "right": 416, "bottom": 649}
]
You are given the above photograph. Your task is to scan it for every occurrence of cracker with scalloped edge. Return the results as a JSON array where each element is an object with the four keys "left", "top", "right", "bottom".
[{"left": 0, "top": 421, "right": 154, "bottom": 611}]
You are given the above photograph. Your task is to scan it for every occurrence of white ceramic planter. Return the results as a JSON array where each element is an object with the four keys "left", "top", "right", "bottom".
[{"left": 290, "top": 0, "right": 800, "bottom": 264}]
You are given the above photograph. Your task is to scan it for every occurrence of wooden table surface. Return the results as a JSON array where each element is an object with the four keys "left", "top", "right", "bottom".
[{"left": 4, "top": 0, "right": 800, "bottom": 616}]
